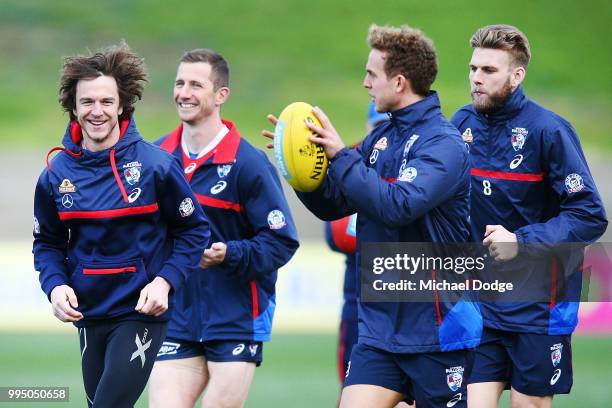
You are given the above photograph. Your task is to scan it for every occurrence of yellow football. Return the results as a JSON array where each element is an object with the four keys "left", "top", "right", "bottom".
[{"left": 273, "top": 102, "right": 328, "bottom": 192}]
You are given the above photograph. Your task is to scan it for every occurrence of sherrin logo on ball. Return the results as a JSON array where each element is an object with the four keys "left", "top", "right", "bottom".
[{"left": 273, "top": 102, "right": 328, "bottom": 192}]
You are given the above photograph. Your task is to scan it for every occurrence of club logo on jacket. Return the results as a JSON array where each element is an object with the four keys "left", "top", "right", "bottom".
[
  {"left": 122, "top": 161, "right": 142, "bottom": 185},
  {"left": 374, "top": 137, "right": 388, "bottom": 151},
  {"left": 511, "top": 127, "right": 528, "bottom": 151},
  {"left": 550, "top": 343, "right": 563, "bottom": 367},
  {"left": 58, "top": 179, "right": 76, "bottom": 193},
  {"left": 179, "top": 197, "right": 195, "bottom": 217},
  {"left": 446, "top": 366, "right": 464, "bottom": 392},
  {"left": 564, "top": 173, "right": 584, "bottom": 193},
  {"left": 398, "top": 167, "right": 417, "bottom": 183},
  {"left": 462, "top": 128, "right": 473, "bottom": 143},
  {"left": 267, "top": 210, "right": 286, "bottom": 230},
  {"left": 217, "top": 164, "right": 232, "bottom": 178}
]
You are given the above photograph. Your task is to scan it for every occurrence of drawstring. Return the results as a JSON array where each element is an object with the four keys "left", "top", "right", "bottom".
[
  {"left": 46, "top": 147, "right": 83, "bottom": 171},
  {"left": 110, "top": 148, "right": 129, "bottom": 203}
]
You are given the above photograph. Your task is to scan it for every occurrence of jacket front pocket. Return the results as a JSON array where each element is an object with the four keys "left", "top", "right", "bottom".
[{"left": 70, "top": 259, "right": 149, "bottom": 319}]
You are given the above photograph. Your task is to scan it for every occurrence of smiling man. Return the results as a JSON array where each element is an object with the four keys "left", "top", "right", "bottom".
[
  {"left": 33, "top": 42, "right": 211, "bottom": 408},
  {"left": 451, "top": 25, "right": 608, "bottom": 407},
  {"left": 149, "top": 48, "right": 298, "bottom": 408}
]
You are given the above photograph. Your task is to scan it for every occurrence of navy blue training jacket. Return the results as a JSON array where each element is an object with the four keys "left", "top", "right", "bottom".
[
  {"left": 33, "top": 118, "right": 211, "bottom": 327},
  {"left": 157, "top": 120, "right": 299, "bottom": 342},
  {"left": 451, "top": 86, "right": 608, "bottom": 335},
  {"left": 298, "top": 93, "right": 482, "bottom": 353}
]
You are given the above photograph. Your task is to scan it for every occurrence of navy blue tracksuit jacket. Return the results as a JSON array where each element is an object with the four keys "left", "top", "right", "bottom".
[
  {"left": 452, "top": 86, "right": 608, "bottom": 335},
  {"left": 33, "top": 118, "right": 211, "bottom": 327},
  {"left": 298, "top": 93, "right": 482, "bottom": 353},
  {"left": 157, "top": 120, "right": 299, "bottom": 342}
]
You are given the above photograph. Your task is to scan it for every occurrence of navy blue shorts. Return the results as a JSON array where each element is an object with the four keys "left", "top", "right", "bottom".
[
  {"left": 344, "top": 343, "right": 472, "bottom": 408},
  {"left": 337, "top": 318, "right": 358, "bottom": 381},
  {"left": 469, "top": 327, "right": 572, "bottom": 396},
  {"left": 156, "top": 337, "right": 263, "bottom": 366}
]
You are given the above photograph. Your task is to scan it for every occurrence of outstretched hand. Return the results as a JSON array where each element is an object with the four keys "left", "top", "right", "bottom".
[{"left": 261, "top": 114, "right": 278, "bottom": 150}]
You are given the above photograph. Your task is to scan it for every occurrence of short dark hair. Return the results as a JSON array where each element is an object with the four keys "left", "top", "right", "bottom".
[
  {"left": 179, "top": 48, "right": 229, "bottom": 90},
  {"left": 367, "top": 24, "right": 438, "bottom": 96},
  {"left": 470, "top": 25, "right": 531, "bottom": 69},
  {"left": 59, "top": 41, "right": 147, "bottom": 121}
]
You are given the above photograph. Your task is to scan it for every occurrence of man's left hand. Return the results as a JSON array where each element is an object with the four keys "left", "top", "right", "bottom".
[{"left": 483, "top": 225, "right": 519, "bottom": 262}]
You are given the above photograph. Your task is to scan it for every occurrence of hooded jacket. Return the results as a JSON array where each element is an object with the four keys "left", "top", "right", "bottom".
[{"left": 33, "top": 118, "right": 211, "bottom": 327}]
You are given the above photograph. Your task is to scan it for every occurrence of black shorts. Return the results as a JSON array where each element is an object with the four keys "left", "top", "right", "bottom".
[{"left": 156, "top": 336, "right": 263, "bottom": 366}]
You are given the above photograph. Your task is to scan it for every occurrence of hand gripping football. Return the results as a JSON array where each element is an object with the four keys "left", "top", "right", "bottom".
[{"left": 273, "top": 102, "right": 328, "bottom": 192}]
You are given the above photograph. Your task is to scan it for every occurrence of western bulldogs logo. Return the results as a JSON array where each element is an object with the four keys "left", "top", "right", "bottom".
[
  {"left": 267, "top": 210, "right": 286, "bottom": 230},
  {"left": 398, "top": 167, "right": 417, "bottom": 183},
  {"left": 565, "top": 173, "right": 584, "bottom": 193},
  {"left": 511, "top": 127, "right": 528, "bottom": 151},
  {"left": 446, "top": 366, "right": 464, "bottom": 392},
  {"left": 551, "top": 343, "right": 563, "bottom": 367},
  {"left": 217, "top": 164, "right": 232, "bottom": 178},
  {"left": 124, "top": 166, "right": 141, "bottom": 185}
]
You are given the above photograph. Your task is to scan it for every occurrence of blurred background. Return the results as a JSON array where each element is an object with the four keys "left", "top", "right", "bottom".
[{"left": 1, "top": 0, "right": 611, "bottom": 406}]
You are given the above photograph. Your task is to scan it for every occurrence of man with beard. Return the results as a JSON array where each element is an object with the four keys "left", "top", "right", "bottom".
[{"left": 451, "top": 25, "right": 607, "bottom": 407}]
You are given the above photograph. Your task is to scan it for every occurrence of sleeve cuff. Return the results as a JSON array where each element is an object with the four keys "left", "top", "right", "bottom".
[
  {"left": 157, "top": 264, "right": 183, "bottom": 293},
  {"left": 222, "top": 240, "right": 242, "bottom": 272},
  {"left": 42, "top": 274, "right": 69, "bottom": 301}
]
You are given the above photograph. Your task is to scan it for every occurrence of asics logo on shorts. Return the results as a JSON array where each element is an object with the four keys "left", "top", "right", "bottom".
[
  {"left": 232, "top": 343, "right": 245, "bottom": 355},
  {"left": 447, "top": 393, "right": 462, "bottom": 407},
  {"left": 550, "top": 369, "right": 562, "bottom": 385}
]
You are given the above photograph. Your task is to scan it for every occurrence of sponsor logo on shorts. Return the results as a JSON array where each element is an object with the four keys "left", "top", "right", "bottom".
[
  {"left": 267, "top": 210, "right": 286, "bottom": 230},
  {"left": 157, "top": 341, "right": 181, "bottom": 357},
  {"left": 550, "top": 343, "right": 563, "bottom": 367},
  {"left": 232, "top": 343, "right": 245, "bottom": 356},
  {"left": 446, "top": 366, "right": 464, "bottom": 392},
  {"left": 179, "top": 197, "right": 195, "bottom": 217},
  {"left": 550, "top": 369, "right": 562, "bottom": 385},
  {"left": 447, "top": 393, "right": 462, "bottom": 407},
  {"left": 249, "top": 344, "right": 259, "bottom": 357}
]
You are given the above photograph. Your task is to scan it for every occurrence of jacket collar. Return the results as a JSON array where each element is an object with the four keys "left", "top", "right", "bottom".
[
  {"left": 475, "top": 85, "right": 527, "bottom": 122},
  {"left": 388, "top": 91, "right": 441, "bottom": 132},
  {"left": 161, "top": 119, "right": 242, "bottom": 165}
]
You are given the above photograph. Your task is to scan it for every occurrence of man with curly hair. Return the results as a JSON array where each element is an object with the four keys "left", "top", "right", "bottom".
[
  {"left": 264, "top": 25, "right": 480, "bottom": 408},
  {"left": 33, "top": 42, "right": 210, "bottom": 407}
]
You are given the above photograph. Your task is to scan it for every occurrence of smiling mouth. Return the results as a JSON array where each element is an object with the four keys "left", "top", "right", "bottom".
[
  {"left": 178, "top": 102, "right": 198, "bottom": 108},
  {"left": 88, "top": 120, "right": 106, "bottom": 127}
]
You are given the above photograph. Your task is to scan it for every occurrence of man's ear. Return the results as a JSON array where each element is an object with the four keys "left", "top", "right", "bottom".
[
  {"left": 395, "top": 74, "right": 412, "bottom": 94},
  {"left": 216, "top": 87, "right": 230, "bottom": 105},
  {"left": 511, "top": 66, "right": 526, "bottom": 89}
]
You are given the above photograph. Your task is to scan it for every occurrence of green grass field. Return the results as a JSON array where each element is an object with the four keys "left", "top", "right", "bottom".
[
  {"left": 0, "top": 333, "right": 610, "bottom": 407},
  {"left": 1, "top": 0, "right": 611, "bottom": 151}
]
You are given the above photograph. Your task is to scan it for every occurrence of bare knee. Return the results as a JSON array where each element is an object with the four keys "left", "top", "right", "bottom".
[
  {"left": 149, "top": 358, "right": 208, "bottom": 408},
  {"left": 510, "top": 388, "right": 552, "bottom": 408}
]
